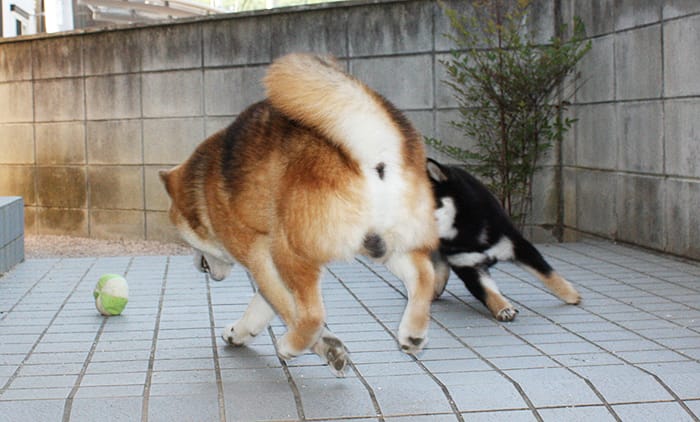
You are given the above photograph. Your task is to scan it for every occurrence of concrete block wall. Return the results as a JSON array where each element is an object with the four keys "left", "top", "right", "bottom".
[
  {"left": 1, "top": 0, "right": 698, "bottom": 260},
  {"left": 0, "top": 197, "right": 24, "bottom": 274},
  {"left": 0, "top": 0, "right": 560, "bottom": 244},
  {"left": 561, "top": 1, "right": 700, "bottom": 259}
]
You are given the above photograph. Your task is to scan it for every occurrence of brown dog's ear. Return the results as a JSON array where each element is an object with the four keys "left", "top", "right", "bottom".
[
  {"left": 426, "top": 159, "right": 448, "bottom": 182},
  {"left": 159, "top": 169, "right": 172, "bottom": 195}
]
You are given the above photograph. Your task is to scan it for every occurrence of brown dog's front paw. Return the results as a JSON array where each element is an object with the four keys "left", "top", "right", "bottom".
[{"left": 399, "top": 335, "right": 427, "bottom": 355}]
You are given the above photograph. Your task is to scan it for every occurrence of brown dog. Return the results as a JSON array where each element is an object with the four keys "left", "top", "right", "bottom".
[{"left": 159, "top": 54, "right": 438, "bottom": 376}]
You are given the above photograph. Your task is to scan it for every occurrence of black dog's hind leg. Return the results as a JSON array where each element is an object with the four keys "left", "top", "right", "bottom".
[
  {"left": 452, "top": 265, "right": 518, "bottom": 322},
  {"left": 512, "top": 234, "right": 581, "bottom": 305}
]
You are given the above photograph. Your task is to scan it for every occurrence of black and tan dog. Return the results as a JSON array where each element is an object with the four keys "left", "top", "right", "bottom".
[
  {"left": 427, "top": 159, "right": 581, "bottom": 321},
  {"left": 159, "top": 54, "right": 439, "bottom": 376}
]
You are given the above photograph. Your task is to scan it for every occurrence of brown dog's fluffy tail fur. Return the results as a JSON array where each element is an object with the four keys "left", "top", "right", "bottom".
[{"left": 264, "top": 54, "right": 405, "bottom": 167}]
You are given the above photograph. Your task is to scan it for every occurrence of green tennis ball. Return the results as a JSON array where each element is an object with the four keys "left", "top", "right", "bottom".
[{"left": 94, "top": 274, "right": 129, "bottom": 316}]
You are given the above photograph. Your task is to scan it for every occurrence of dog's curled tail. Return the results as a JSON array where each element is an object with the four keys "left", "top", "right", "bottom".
[{"left": 264, "top": 53, "right": 405, "bottom": 166}]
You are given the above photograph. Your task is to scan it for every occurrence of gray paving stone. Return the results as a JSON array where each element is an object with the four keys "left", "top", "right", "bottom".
[
  {"left": 0, "top": 399, "right": 65, "bottom": 422},
  {"left": 386, "top": 414, "right": 459, "bottom": 421},
  {"left": 1, "top": 386, "right": 73, "bottom": 400},
  {"left": 613, "top": 402, "right": 697, "bottom": 422},
  {"left": 449, "top": 381, "right": 529, "bottom": 413},
  {"left": 371, "top": 374, "right": 454, "bottom": 416},
  {"left": 297, "top": 377, "right": 377, "bottom": 419},
  {"left": 147, "top": 394, "right": 220, "bottom": 422},
  {"left": 69, "top": 396, "right": 142, "bottom": 422},
  {"left": 1, "top": 242, "right": 700, "bottom": 420},
  {"left": 73, "top": 385, "right": 145, "bottom": 399},
  {"left": 222, "top": 380, "right": 298, "bottom": 421},
  {"left": 539, "top": 405, "right": 617, "bottom": 422}
]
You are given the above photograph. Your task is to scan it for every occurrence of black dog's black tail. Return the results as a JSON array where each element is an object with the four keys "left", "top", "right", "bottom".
[{"left": 511, "top": 232, "right": 554, "bottom": 276}]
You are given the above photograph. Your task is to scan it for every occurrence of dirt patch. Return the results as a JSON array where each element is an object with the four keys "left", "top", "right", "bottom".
[{"left": 24, "top": 235, "right": 191, "bottom": 259}]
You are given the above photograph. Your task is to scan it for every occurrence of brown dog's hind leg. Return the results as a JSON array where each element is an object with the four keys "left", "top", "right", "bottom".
[
  {"left": 269, "top": 247, "right": 328, "bottom": 361},
  {"left": 386, "top": 250, "right": 435, "bottom": 354},
  {"left": 311, "top": 327, "right": 349, "bottom": 378}
]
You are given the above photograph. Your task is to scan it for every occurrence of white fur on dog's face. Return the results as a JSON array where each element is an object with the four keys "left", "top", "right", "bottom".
[{"left": 434, "top": 197, "right": 458, "bottom": 240}]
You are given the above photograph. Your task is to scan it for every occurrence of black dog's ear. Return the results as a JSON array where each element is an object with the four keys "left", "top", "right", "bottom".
[{"left": 426, "top": 159, "right": 448, "bottom": 182}]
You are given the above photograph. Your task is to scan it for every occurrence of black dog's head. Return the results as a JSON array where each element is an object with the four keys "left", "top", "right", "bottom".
[{"left": 426, "top": 159, "right": 460, "bottom": 241}]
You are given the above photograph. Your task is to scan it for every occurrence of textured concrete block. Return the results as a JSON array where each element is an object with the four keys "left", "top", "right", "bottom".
[
  {"left": 88, "top": 166, "right": 143, "bottom": 210},
  {"left": 348, "top": 1, "right": 432, "bottom": 56},
  {"left": 36, "top": 122, "right": 86, "bottom": 165},
  {"left": 615, "top": 0, "right": 662, "bottom": 30},
  {"left": 36, "top": 166, "right": 87, "bottom": 208},
  {"left": 435, "top": 109, "right": 469, "bottom": 149},
  {"left": 576, "top": 36, "right": 614, "bottom": 103},
  {"left": 34, "top": 78, "right": 85, "bottom": 122},
  {"left": 84, "top": 31, "right": 141, "bottom": 75},
  {"left": 664, "top": 0, "right": 700, "bottom": 18},
  {"left": 143, "top": 118, "right": 204, "bottom": 165},
  {"left": 576, "top": 170, "right": 616, "bottom": 237},
  {"left": 574, "top": 104, "right": 616, "bottom": 170},
  {"left": 0, "top": 42, "right": 32, "bottom": 82},
  {"left": 665, "top": 179, "right": 695, "bottom": 258},
  {"left": 562, "top": 168, "right": 577, "bottom": 228},
  {"left": 664, "top": 99, "right": 700, "bottom": 178},
  {"left": 616, "top": 101, "right": 663, "bottom": 173},
  {"left": 435, "top": 53, "right": 457, "bottom": 108},
  {"left": 146, "top": 211, "right": 180, "bottom": 242},
  {"left": 0, "top": 166, "right": 35, "bottom": 205},
  {"left": 350, "top": 55, "right": 433, "bottom": 109},
  {"left": 204, "top": 66, "right": 266, "bottom": 116},
  {"left": 615, "top": 25, "right": 662, "bottom": 100},
  {"left": 140, "top": 24, "right": 202, "bottom": 71},
  {"left": 529, "top": 166, "right": 558, "bottom": 226},
  {"left": 142, "top": 71, "right": 203, "bottom": 118},
  {"left": 34, "top": 207, "right": 88, "bottom": 236},
  {"left": 90, "top": 209, "right": 145, "bottom": 240},
  {"left": 527, "top": 0, "right": 555, "bottom": 44},
  {"left": 404, "top": 110, "right": 434, "bottom": 140},
  {"left": 86, "top": 120, "right": 143, "bottom": 165},
  {"left": 617, "top": 174, "right": 666, "bottom": 250},
  {"left": 434, "top": 0, "right": 472, "bottom": 51},
  {"left": 205, "top": 117, "right": 233, "bottom": 137},
  {"left": 203, "top": 17, "right": 271, "bottom": 67},
  {"left": 31, "top": 36, "right": 83, "bottom": 79},
  {"left": 664, "top": 179, "right": 688, "bottom": 256},
  {"left": 86, "top": 75, "right": 141, "bottom": 120},
  {"left": 573, "top": 0, "right": 615, "bottom": 36},
  {"left": 144, "top": 166, "right": 170, "bottom": 211},
  {"left": 0, "top": 124, "right": 34, "bottom": 164},
  {"left": 270, "top": 9, "right": 347, "bottom": 58},
  {"left": 561, "top": 108, "right": 577, "bottom": 166},
  {"left": 0, "top": 82, "right": 33, "bottom": 123},
  {"left": 23, "top": 206, "right": 36, "bottom": 234},
  {"left": 664, "top": 14, "right": 700, "bottom": 97}
]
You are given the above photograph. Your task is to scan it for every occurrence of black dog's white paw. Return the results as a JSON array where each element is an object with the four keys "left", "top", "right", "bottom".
[{"left": 496, "top": 307, "right": 519, "bottom": 322}]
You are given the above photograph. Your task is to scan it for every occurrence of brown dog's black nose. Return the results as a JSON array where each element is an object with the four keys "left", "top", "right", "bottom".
[{"left": 201, "top": 255, "right": 211, "bottom": 273}]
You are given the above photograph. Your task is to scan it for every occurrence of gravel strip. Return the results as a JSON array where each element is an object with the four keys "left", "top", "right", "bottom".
[{"left": 24, "top": 235, "right": 191, "bottom": 259}]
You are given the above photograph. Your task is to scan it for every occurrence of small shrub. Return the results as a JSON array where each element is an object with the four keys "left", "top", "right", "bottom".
[{"left": 429, "top": 0, "right": 591, "bottom": 228}]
